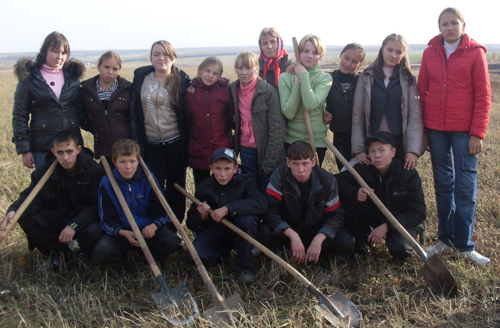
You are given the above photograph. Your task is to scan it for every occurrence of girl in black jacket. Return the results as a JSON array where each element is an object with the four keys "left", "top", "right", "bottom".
[
  {"left": 12, "top": 31, "right": 85, "bottom": 169},
  {"left": 324, "top": 43, "right": 365, "bottom": 170},
  {"left": 80, "top": 51, "right": 133, "bottom": 168}
]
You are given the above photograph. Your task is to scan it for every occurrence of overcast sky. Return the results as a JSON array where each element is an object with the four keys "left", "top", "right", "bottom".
[{"left": 0, "top": 0, "right": 497, "bottom": 54}]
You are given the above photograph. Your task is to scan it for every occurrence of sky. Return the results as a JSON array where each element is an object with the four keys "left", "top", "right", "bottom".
[{"left": 0, "top": 0, "right": 497, "bottom": 54}]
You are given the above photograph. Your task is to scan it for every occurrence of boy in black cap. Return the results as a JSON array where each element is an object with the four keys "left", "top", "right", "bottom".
[
  {"left": 186, "top": 148, "right": 267, "bottom": 283},
  {"left": 335, "top": 131, "right": 426, "bottom": 260}
]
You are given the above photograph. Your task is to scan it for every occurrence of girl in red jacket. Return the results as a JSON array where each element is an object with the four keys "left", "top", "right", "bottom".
[
  {"left": 419, "top": 7, "right": 491, "bottom": 265},
  {"left": 185, "top": 57, "right": 234, "bottom": 186}
]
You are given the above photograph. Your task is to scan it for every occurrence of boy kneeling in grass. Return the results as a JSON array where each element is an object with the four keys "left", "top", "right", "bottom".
[
  {"left": 186, "top": 148, "right": 267, "bottom": 283},
  {"left": 258, "top": 141, "right": 354, "bottom": 265},
  {"left": 335, "top": 131, "right": 426, "bottom": 261},
  {"left": 93, "top": 139, "right": 182, "bottom": 270}
]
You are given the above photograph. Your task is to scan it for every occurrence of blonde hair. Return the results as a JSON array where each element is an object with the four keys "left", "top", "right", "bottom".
[
  {"left": 234, "top": 51, "right": 259, "bottom": 70},
  {"left": 438, "top": 7, "right": 465, "bottom": 26},
  {"left": 258, "top": 27, "right": 278, "bottom": 45},
  {"left": 298, "top": 34, "right": 326, "bottom": 56},
  {"left": 197, "top": 56, "right": 223, "bottom": 79},
  {"left": 98, "top": 51, "right": 122, "bottom": 69}
]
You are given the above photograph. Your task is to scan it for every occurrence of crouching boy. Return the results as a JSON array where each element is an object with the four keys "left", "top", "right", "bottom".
[
  {"left": 2, "top": 131, "right": 104, "bottom": 272},
  {"left": 93, "top": 139, "right": 182, "bottom": 270},
  {"left": 258, "top": 141, "right": 353, "bottom": 265},
  {"left": 335, "top": 131, "right": 426, "bottom": 261},
  {"left": 186, "top": 148, "right": 267, "bottom": 283}
]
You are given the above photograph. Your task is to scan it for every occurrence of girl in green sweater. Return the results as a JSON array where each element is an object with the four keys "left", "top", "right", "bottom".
[{"left": 278, "top": 34, "right": 332, "bottom": 166}]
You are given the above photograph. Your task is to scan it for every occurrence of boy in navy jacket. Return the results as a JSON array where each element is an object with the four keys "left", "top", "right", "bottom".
[
  {"left": 186, "top": 148, "right": 267, "bottom": 283},
  {"left": 93, "top": 139, "right": 182, "bottom": 269}
]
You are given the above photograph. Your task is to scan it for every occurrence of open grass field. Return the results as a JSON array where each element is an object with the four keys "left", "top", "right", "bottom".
[{"left": 0, "top": 56, "right": 499, "bottom": 327}]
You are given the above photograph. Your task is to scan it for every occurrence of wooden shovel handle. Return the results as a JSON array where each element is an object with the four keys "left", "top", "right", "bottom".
[
  {"left": 292, "top": 36, "right": 318, "bottom": 161},
  {"left": 174, "top": 184, "right": 319, "bottom": 289},
  {"left": 100, "top": 156, "right": 162, "bottom": 278},
  {"left": 0, "top": 159, "right": 58, "bottom": 244},
  {"left": 322, "top": 138, "right": 427, "bottom": 260},
  {"left": 138, "top": 157, "right": 231, "bottom": 313}
]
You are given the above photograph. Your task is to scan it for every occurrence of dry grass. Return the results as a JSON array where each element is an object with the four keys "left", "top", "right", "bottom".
[{"left": 1, "top": 58, "right": 499, "bottom": 327}]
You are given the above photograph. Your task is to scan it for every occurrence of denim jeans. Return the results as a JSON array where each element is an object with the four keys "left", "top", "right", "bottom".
[
  {"left": 32, "top": 152, "right": 47, "bottom": 169},
  {"left": 239, "top": 146, "right": 270, "bottom": 194},
  {"left": 427, "top": 130, "right": 478, "bottom": 252}
]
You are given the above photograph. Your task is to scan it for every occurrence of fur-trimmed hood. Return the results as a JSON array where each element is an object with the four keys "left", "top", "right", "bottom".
[{"left": 14, "top": 57, "right": 86, "bottom": 82}]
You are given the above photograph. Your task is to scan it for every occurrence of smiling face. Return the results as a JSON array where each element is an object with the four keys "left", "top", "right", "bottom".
[
  {"left": 260, "top": 34, "right": 279, "bottom": 59},
  {"left": 439, "top": 12, "right": 466, "bottom": 44},
  {"left": 382, "top": 40, "right": 404, "bottom": 68},
  {"left": 51, "top": 141, "right": 81, "bottom": 172},
  {"left": 286, "top": 157, "right": 315, "bottom": 183},
  {"left": 98, "top": 58, "right": 120, "bottom": 87},
  {"left": 151, "top": 43, "right": 175, "bottom": 73},
  {"left": 300, "top": 41, "right": 323, "bottom": 68},
  {"left": 45, "top": 45, "right": 68, "bottom": 68},
  {"left": 114, "top": 155, "right": 138, "bottom": 180},
  {"left": 339, "top": 48, "right": 363, "bottom": 74},
  {"left": 210, "top": 159, "right": 238, "bottom": 186},
  {"left": 368, "top": 141, "right": 395, "bottom": 174},
  {"left": 235, "top": 60, "right": 258, "bottom": 85},
  {"left": 199, "top": 64, "right": 222, "bottom": 86}
]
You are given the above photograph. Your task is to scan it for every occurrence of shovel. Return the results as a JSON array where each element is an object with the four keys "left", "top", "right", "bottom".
[
  {"left": 292, "top": 36, "right": 318, "bottom": 162},
  {"left": 175, "top": 184, "right": 362, "bottom": 328},
  {"left": 0, "top": 159, "right": 58, "bottom": 244},
  {"left": 100, "top": 157, "right": 199, "bottom": 325},
  {"left": 323, "top": 137, "right": 458, "bottom": 297},
  {"left": 138, "top": 157, "right": 249, "bottom": 326}
]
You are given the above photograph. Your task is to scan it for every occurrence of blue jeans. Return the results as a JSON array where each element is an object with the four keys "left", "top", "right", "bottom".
[
  {"left": 32, "top": 152, "right": 47, "bottom": 169},
  {"left": 239, "top": 146, "right": 271, "bottom": 194},
  {"left": 427, "top": 130, "right": 478, "bottom": 252}
]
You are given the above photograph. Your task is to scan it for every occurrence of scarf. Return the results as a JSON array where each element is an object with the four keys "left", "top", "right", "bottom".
[{"left": 259, "top": 33, "right": 288, "bottom": 87}]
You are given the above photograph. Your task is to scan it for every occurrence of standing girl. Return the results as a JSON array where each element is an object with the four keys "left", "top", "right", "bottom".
[
  {"left": 130, "top": 40, "right": 191, "bottom": 223},
  {"left": 231, "top": 51, "right": 286, "bottom": 193},
  {"left": 185, "top": 57, "right": 234, "bottom": 186},
  {"left": 258, "top": 27, "right": 291, "bottom": 89},
  {"left": 279, "top": 34, "right": 332, "bottom": 166},
  {"left": 325, "top": 43, "right": 365, "bottom": 170},
  {"left": 351, "top": 34, "right": 423, "bottom": 170},
  {"left": 419, "top": 8, "right": 491, "bottom": 265},
  {"left": 12, "top": 31, "right": 85, "bottom": 169},
  {"left": 80, "top": 51, "right": 132, "bottom": 167}
]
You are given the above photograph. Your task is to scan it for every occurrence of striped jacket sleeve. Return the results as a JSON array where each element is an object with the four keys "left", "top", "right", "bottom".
[
  {"left": 319, "top": 177, "right": 344, "bottom": 240},
  {"left": 264, "top": 168, "right": 291, "bottom": 236}
]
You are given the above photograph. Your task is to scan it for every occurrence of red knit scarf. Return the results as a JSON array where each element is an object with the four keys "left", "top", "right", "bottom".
[{"left": 259, "top": 33, "right": 287, "bottom": 87}]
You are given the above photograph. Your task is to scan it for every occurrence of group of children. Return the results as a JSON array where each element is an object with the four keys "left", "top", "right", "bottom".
[{"left": 5, "top": 6, "right": 492, "bottom": 282}]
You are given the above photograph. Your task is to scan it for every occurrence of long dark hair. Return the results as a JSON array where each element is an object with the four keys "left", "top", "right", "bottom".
[
  {"left": 35, "top": 31, "right": 70, "bottom": 69},
  {"left": 372, "top": 33, "right": 413, "bottom": 85},
  {"left": 150, "top": 40, "right": 181, "bottom": 109}
]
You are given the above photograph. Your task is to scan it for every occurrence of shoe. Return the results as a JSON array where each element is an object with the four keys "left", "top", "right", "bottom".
[
  {"left": 426, "top": 241, "right": 452, "bottom": 256},
  {"left": 454, "top": 250, "right": 490, "bottom": 266},
  {"left": 36, "top": 258, "right": 60, "bottom": 275},
  {"left": 251, "top": 246, "right": 261, "bottom": 256},
  {"left": 238, "top": 269, "right": 255, "bottom": 283}
]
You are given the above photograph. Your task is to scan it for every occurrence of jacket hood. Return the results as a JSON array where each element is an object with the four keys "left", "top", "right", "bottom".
[
  {"left": 427, "top": 33, "right": 487, "bottom": 53},
  {"left": 14, "top": 57, "right": 86, "bottom": 82},
  {"left": 192, "top": 77, "right": 229, "bottom": 89}
]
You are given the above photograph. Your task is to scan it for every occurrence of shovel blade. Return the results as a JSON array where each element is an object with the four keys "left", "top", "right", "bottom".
[
  {"left": 152, "top": 284, "right": 199, "bottom": 326},
  {"left": 420, "top": 254, "right": 457, "bottom": 297},
  {"left": 314, "top": 292, "right": 362, "bottom": 328},
  {"left": 204, "top": 292, "right": 251, "bottom": 326}
]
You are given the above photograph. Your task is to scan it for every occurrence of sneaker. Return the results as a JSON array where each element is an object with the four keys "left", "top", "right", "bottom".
[
  {"left": 426, "top": 241, "right": 452, "bottom": 256},
  {"left": 36, "top": 258, "right": 60, "bottom": 275},
  {"left": 454, "top": 250, "right": 490, "bottom": 266},
  {"left": 238, "top": 269, "right": 255, "bottom": 283}
]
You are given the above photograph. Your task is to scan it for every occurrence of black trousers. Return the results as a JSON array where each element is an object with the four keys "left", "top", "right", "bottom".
[
  {"left": 257, "top": 222, "right": 354, "bottom": 257},
  {"left": 145, "top": 138, "right": 187, "bottom": 225},
  {"left": 92, "top": 226, "right": 182, "bottom": 269},
  {"left": 19, "top": 209, "right": 102, "bottom": 257},
  {"left": 342, "top": 196, "right": 416, "bottom": 260},
  {"left": 333, "top": 132, "right": 352, "bottom": 171},
  {"left": 192, "top": 169, "right": 211, "bottom": 187}
]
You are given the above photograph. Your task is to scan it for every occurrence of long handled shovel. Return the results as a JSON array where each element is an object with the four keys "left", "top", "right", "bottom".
[
  {"left": 138, "top": 157, "right": 249, "bottom": 326},
  {"left": 323, "top": 137, "right": 458, "bottom": 297},
  {"left": 100, "top": 156, "right": 199, "bottom": 326},
  {"left": 292, "top": 36, "right": 318, "bottom": 162},
  {"left": 175, "top": 184, "right": 362, "bottom": 328},
  {"left": 0, "top": 159, "right": 58, "bottom": 244}
]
